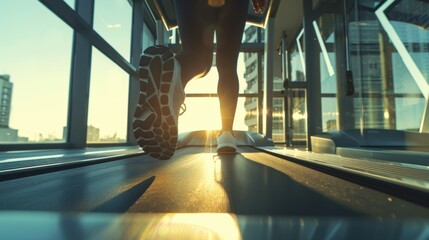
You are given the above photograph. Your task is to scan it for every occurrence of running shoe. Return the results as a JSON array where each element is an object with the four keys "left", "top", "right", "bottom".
[
  {"left": 133, "top": 45, "right": 185, "bottom": 160},
  {"left": 216, "top": 131, "right": 238, "bottom": 153}
]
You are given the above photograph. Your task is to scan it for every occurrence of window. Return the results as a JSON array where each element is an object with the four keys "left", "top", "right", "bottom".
[
  {"left": 143, "top": 23, "right": 155, "bottom": 50},
  {"left": 290, "top": 29, "right": 306, "bottom": 82},
  {"left": 185, "top": 53, "right": 253, "bottom": 94},
  {"left": 87, "top": 48, "right": 129, "bottom": 143},
  {"left": 243, "top": 24, "right": 258, "bottom": 43},
  {"left": 179, "top": 48, "right": 260, "bottom": 134},
  {"left": 348, "top": 0, "right": 429, "bottom": 132},
  {"left": 272, "top": 98, "right": 285, "bottom": 142},
  {"left": 292, "top": 90, "right": 307, "bottom": 145},
  {"left": 0, "top": 1, "right": 72, "bottom": 143},
  {"left": 179, "top": 97, "right": 255, "bottom": 133},
  {"left": 315, "top": 13, "right": 339, "bottom": 131},
  {"left": 93, "top": 0, "right": 132, "bottom": 60},
  {"left": 63, "top": 0, "right": 75, "bottom": 9}
]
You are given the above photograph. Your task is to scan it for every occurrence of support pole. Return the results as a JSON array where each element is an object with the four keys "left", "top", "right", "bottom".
[
  {"left": 303, "top": 0, "right": 322, "bottom": 150},
  {"left": 263, "top": 18, "right": 275, "bottom": 139}
]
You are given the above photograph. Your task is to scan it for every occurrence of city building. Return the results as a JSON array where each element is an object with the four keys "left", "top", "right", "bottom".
[
  {"left": 87, "top": 125, "right": 100, "bottom": 143},
  {"left": 243, "top": 26, "right": 285, "bottom": 142},
  {"left": 63, "top": 125, "right": 101, "bottom": 143},
  {"left": 348, "top": 19, "right": 429, "bottom": 131},
  {"left": 0, "top": 74, "right": 18, "bottom": 142}
]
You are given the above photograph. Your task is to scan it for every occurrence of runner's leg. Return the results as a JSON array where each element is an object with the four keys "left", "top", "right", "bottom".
[
  {"left": 215, "top": 0, "right": 249, "bottom": 131},
  {"left": 174, "top": 0, "right": 216, "bottom": 87}
]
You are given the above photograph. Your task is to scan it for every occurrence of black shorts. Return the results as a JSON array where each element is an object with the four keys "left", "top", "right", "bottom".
[{"left": 147, "top": 0, "right": 272, "bottom": 30}]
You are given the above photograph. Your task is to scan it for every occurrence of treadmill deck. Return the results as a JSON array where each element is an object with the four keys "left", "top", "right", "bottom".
[
  {"left": 1, "top": 147, "right": 427, "bottom": 217},
  {"left": 1, "top": 147, "right": 428, "bottom": 239}
]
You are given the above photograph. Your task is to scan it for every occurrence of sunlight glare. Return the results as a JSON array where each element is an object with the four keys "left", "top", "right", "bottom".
[
  {"left": 178, "top": 98, "right": 249, "bottom": 133},
  {"left": 205, "top": 130, "right": 215, "bottom": 153},
  {"left": 179, "top": 98, "right": 221, "bottom": 133}
]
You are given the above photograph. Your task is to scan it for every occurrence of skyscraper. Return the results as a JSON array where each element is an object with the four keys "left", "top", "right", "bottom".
[
  {"left": 0, "top": 74, "right": 18, "bottom": 142},
  {"left": 243, "top": 26, "right": 285, "bottom": 142},
  {"left": 0, "top": 75, "right": 12, "bottom": 127},
  {"left": 243, "top": 27, "right": 260, "bottom": 133}
]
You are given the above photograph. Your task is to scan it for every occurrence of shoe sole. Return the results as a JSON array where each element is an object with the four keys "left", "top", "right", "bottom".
[{"left": 133, "top": 45, "right": 178, "bottom": 160}]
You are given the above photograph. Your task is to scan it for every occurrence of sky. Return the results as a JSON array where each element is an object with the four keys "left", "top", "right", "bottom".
[
  {"left": 0, "top": 1, "right": 73, "bottom": 141},
  {"left": 0, "top": 0, "right": 134, "bottom": 142}
]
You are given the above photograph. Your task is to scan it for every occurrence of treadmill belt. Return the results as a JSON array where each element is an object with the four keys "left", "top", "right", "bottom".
[{"left": 1, "top": 147, "right": 428, "bottom": 218}]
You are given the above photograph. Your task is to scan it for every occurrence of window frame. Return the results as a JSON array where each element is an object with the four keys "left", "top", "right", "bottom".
[{"left": 0, "top": 0, "right": 156, "bottom": 151}]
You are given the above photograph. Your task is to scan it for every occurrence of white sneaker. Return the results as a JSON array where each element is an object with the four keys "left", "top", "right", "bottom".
[
  {"left": 216, "top": 131, "right": 238, "bottom": 153},
  {"left": 133, "top": 45, "right": 185, "bottom": 160}
]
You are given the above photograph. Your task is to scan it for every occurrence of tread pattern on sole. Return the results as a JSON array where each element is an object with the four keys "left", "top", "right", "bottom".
[{"left": 133, "top": 45, "right": 177, "bottom": 160}]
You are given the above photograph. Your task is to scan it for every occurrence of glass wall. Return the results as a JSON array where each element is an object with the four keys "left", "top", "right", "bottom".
[
  {"left": 185, "top": 53, "right": 251, "bottom": 94},
  {"left": 290, "top": 90, "right": 307, "bottom": 145},
  {"left": 1, "top": 0, "right": 265, "bottom": 149},
  {"left": 315, "top": 13, "right": 338, "bottom": 131},
  {"left": 178, "top": 51, "right": 260, "bottom": 134},
  {"left": 179, "top": 97, "right": 255, "bottom": 133},
  {"left": 0, "top": 1, "right": 73, "bottom": 143},
  {"left": 93, "top": 0, "right": 132, "bottom": 60},
  {"left": 243, "top": 24, "right": 259, "bottom": 43},
  {"left": 143, "top": 23, "right": 155, "bottom": 50},
  {"left": 283, "top": 0, "right": 429, "bottom": 154},
  {"left": 241, "top": 32, "right": 262, "bottom": 133},
  {"left": 180, "top": 50, "right": 261, "bottom": 135},
  {"left": 244, "top": 98, "right": 259, "bottom": 133},
  {"left": 286, "top": 27, "right": 308, "bottom": 146},
  {"left": 290, "top": 29, "right": 306, "bottom": 82},
  {"left": 63, "top": 0, "right": 75, "bottom": 9},
  {"left": 348, "top": 0, "right": 429, "bottom": 132},
  {"left": 0, "top": 0, "right": 149, "bottom": 150},
  {"left": 272, "top": 98, "right": 285, "bottom": 142},
  {"left": 87, "top": 48, "right": 129, "bottom": 143}
]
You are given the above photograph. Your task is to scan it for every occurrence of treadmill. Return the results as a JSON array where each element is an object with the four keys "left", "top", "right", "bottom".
[{"left": 1, "top": 130, "right": 428, "bottom": 239}]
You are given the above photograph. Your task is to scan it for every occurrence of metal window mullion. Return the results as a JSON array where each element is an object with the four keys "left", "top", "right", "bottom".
[
  {"left": 263, "top": 18, "right": 275, "bottom": 139},
  {"left": 421, "top": 102, "right": 429, "bottom": 132},
  {"left": 303, "top": 0, "right": 322, "bottom": 151},
  {"left": 257, "top": 28, "right": 262, "bottom": 43},
  {"left": 257, "top": 52, "right": 264, "bottom": 134},
  {"left": 156, "top": 20, "right": 166, "bottom": 45},
  {"left": 313, "top": 21, "right": 335, "bottom": 77},
  {"left": 334, "top": 0, "right": 354, "bottom": 131},
  {"left": 40, "top": 0, "right": 136, "bottom": 76},
  {"left": 127, "top": 0, "right": 145, "bottom": 145},
  {"left": 66, "top": 0, "right": 94, "bottom": 148},
  {"left": 142, "top": 1, "right": 157, "bottom": 37}
]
